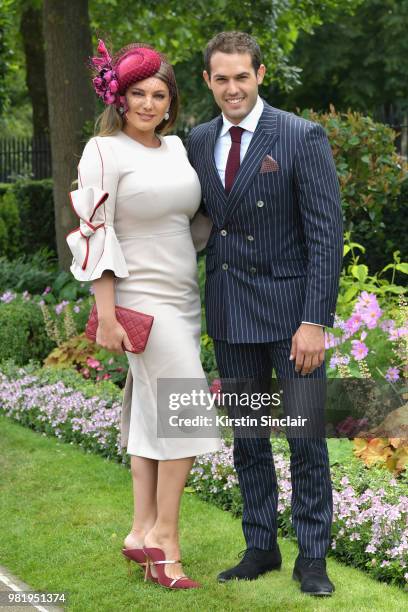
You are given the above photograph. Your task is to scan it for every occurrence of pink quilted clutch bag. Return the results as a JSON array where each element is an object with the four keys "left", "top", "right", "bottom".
[{"left": 85, "top": 304, "right": 154, "bottom": 354}]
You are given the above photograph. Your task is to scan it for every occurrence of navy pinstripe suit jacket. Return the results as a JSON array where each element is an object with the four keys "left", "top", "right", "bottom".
[{"left": 187, "top": 100, "right": 344, "bottom": 343}]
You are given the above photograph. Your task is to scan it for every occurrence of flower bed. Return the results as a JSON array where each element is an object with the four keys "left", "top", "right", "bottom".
[{"left": 1, "top": 362, "right": 407, "bottom": 588}]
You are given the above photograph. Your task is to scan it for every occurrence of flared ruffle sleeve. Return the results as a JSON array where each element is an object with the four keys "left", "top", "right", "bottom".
[{"left": 66, "top": 137, "right": 129, "bottom": 281}]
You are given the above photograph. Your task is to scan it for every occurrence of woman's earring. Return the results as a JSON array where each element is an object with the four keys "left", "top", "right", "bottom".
[{"left": 164, "top": 111, "right": 170, "bottom": 121}]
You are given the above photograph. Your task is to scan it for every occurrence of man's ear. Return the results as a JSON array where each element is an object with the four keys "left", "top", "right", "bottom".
[
  {"left": 257, "top": 64, "right": 266, "bottom": 85},
  {"left": 203, "top": 70, "right": 212, "bottom": 90}
]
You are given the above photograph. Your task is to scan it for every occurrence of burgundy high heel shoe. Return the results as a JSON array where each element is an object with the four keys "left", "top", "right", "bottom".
[
  {"left": 121, "top": 548, "right": 157, "bottom": 582},
  {"left": 143, "top": 547, "right": 201, "bottom": 589}
]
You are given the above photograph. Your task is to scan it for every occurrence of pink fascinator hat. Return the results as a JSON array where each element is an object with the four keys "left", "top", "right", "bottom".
[{"left": 90, "top": 39, "right": 162, "bottom": 110}]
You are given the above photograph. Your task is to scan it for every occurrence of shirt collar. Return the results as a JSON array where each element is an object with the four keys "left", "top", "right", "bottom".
[{"left": 219, "top": 96, "right": 264, "bottom": 138}]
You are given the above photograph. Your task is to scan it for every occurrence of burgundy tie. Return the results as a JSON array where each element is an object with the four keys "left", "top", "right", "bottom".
[{"left": 225, "top": 126, "right": 244, "bottom": 195}]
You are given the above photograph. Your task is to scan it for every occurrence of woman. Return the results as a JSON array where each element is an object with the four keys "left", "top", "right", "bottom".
[{"left": 66, "top": 40, "right": 220, "bottom": 589}]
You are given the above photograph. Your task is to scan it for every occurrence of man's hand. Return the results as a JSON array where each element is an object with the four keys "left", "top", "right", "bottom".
[{"left": 290, "top": 323, "right": 325, "bottom": 375}]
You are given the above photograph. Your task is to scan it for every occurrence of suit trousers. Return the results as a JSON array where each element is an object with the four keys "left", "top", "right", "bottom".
[{"left": 213, "top": 338, "right": 333, "bottom": 559}]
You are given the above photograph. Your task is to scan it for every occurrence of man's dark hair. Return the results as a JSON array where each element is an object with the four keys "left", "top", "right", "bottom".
[{"left": 204, "top": 31, "right": 262, "bottom": 76}]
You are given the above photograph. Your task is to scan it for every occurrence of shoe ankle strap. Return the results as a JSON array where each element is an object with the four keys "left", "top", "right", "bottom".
[
  {"left": 169, "top": 575, "right": 188, "bottom": 587},
  {"left": 152, "top": 559, "right": 181, "bottom": 565}
]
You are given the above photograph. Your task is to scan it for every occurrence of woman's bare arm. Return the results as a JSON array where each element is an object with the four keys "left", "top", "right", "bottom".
[{"left": 92, "top": 270, "right": 133, "bottom": 353}]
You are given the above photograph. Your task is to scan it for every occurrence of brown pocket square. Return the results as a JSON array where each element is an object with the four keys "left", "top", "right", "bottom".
[{"left": 260, "top": 155, "right": 280, "bottom": 173}]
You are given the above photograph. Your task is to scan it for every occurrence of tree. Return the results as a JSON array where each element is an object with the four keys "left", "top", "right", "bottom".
[
  {"left": 43, "top": 0, "right": 94, "bottom": 270},
  {"left": 20, "top": 2, "right": 49, "bottom": 138},
  {"left": 89, "top": 0, "right": 362, "bottom": 133},
  {"left": 273, "top": 0, "right": 408, "bottom": 129},
  {"left": 90, "top": 0, "right": 361, "bottom": 91},
  {"left": 20, "top": 1, "right": 49, "bottom": 179}
]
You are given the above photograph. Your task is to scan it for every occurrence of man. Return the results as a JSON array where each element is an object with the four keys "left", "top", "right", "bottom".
[{"left": 187, "top": 32, "right": 343, "bottom": 596}]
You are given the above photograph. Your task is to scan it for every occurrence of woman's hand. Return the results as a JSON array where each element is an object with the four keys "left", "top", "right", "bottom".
[{"left": 95, "top": 317, "right": 134, "bottom": 354}]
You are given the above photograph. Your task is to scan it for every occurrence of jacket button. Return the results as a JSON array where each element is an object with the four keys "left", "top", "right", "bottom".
[
  {"left": 247, "top": 235, "right": 254, "bottom": 241},
  {"left": 256, "top": 200, "right": 264, "bottom": 208},
  {"left": 220, "top": 229, "right": 227, "bottom": 236},
  {"left": 222, "top": 263, "right": 229, "bottom": 271},
  {"left": 249, "top": 266, "right": 257, "bottom": 275}
]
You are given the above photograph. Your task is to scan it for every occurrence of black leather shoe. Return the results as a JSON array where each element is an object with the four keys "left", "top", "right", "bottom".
[
  {"left": 292, "top": 555, "right": 335, "bottom": 596},
  {"left": 217, "top": 546, "right": 282, "bottom": 582}
]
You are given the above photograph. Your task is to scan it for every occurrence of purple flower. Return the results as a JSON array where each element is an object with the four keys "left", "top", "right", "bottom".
[
  {"left": 55, "top": 300, "right": 69, "bottom": 315},
  {"left": 380, "top": 319, "right": 395, "bottom": 332},
  {"left": 73, "top": 305, "right": 80, "bottom": 313},
  {"left": 0, "top": 291, "right": 15, "bottom": 303},
  {"left": 389, "top": 326, "right": 408, "bottom": 341},
  {"left": 329, "top": 354, "right": 350, "bottom": 370},
  {"left": 361, "top": 305, "right": 383, "bottom": 329},
  {"left": 385, "top": 367, "right": 400, "bottom": 382},
  {"left": 42, "top": 286, "right": 52, "bottom": 296},
  {"left": 345, "top": 314, "right": 362, "bottom": 334},
  {"left": 351, "top": 340, "right": 369, "bottom": 360},
  {"left": 355, "top": 291, "right": 378, "bottom": 310}
]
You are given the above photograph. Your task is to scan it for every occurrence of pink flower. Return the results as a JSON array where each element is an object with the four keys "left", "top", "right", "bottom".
[
  {"left": 356, "top": 291, "right": 377, "bottom": 308},
  {"left": 42, "top": 286, "right": 51, "bottom": 295},
  {"left": 210, "top": 378, "right": 222, "bottom": 395},
  {"left": 345, "top": 314, "right": 362, "bottom": 334},
  {"left": 361, "top": 306, "right": 382, "bottom": 329},
  {"left": 351, "top": 340, "right": 369, "bottom": 360},
  {"left": 86, "top": 357, "right": 100, "bottom": 369},
  {"left": 102, "top": 373, "right": 111, "bottom": 380},
  {"left": 109, "top": 79, "right": 118, "bottom": 93}
]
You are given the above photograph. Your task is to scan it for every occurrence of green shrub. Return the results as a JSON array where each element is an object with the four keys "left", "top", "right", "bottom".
[
  {"left": 0, "top": 188, "right": 20, "bottom": 258},
  {"left": 0, "top": 179, "right": 55, "bottom": 257},
  {"left": 302, "top": 107, "right": 408, "bottom": 270},
  {"left": 0, "top": 249, "right": 58, "bottom": 294},
  {"left": 0, "top": 298, "right": 54, "bottom": 364}
]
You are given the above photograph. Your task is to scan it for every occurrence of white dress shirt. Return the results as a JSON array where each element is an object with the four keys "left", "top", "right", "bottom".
[{"left": 214, "top": 96, "right": 322, "bottom": 330}]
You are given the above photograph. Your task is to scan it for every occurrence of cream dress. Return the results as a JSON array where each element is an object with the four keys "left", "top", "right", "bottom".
[{"left": 68, "top": 131, "right": 220, "bottom": 459}]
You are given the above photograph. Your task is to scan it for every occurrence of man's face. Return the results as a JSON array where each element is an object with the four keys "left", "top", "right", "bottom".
[{"left": 203, "top": 51, "right": 265, "bottom": 124}]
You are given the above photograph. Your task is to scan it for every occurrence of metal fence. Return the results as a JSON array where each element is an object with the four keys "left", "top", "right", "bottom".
[{"left": 0, "top": 135, "right": 51, "bottom": 183}]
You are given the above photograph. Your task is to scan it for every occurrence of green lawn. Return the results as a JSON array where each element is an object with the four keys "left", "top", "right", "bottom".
[{"left": 0, "top": 415, "right": 407, "bottom": 612}]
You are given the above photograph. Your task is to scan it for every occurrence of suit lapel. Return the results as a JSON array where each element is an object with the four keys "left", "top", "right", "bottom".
[{"left": 223, "top": 102, "right": 279, "bottom": 224}]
